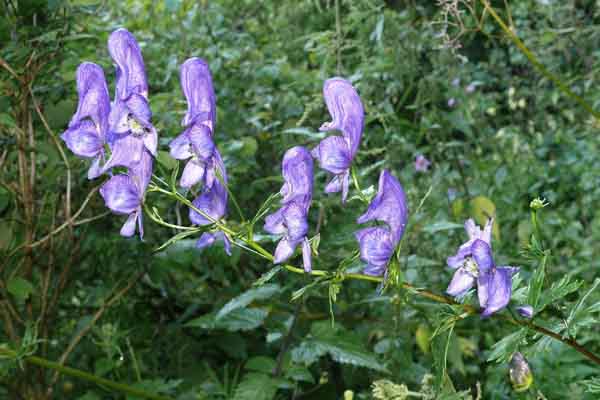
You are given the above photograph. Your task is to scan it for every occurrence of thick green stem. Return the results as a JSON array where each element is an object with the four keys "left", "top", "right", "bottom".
[
  {"left": 480, "top": 0, "right": 600, "bottom": 120},
  {"left": 0, "top": 348, "right": 174, "bottom": 400}
]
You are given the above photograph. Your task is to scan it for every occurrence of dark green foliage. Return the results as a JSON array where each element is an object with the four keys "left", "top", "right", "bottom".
[{"left": 2, "top": 1, "right": 600, "bottom": 399}]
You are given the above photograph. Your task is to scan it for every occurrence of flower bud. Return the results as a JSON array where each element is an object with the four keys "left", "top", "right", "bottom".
[{"left": 509, "top": 352, "right": 533, "bottom": 392}]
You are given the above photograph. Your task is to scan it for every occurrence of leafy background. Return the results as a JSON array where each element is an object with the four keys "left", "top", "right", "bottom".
[{"left": 1, "top": 0, "right": 600, "bottom": 399}]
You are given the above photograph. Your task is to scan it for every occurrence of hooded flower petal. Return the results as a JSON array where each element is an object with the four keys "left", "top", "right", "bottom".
[
  {"left": 480, "top": 266, "right": 518, "bottom": 317},
  {"left": 108, "top": 28, "right": 148, "bottom": 100},
  {"left": 446, "top": 268, "right": 476, "bottom": 297},
  {"left": 320, "top": 77, "right": 364, "bottom": 157},
  {"left": 180, "top": 159, "right": 207, "bottom": 189},
  {"left": 274, "top": 237, "right": 300, "bottom": 264},
  {"left": 180, "top": 57, "right": 216, "bottom": 130},
  {"left": 447, "top": 219, "right": 494, "bottom": 269},
  {"left": 102, "top": 133, "right": 144, "bottom": 171},
  {"left": 61, "top": 120, "right": 104, "bottom": 158},
  {"left": 189, "top": 181, "right": 228, "bottom": 226},
  {"left": 264, "top": 208, "right": 286, "bottom": 235},
  {"left": 100, "top": 175, "right": 141, "bottom": 215},
  {"left": 282, "top": 203, "right": 309, "bottom": 241},
  {"left": 169, "top": 131, "right": 193, "bottom": 160},
  {"left": 471, "top": 239, "right": 494, "bottom": 274},
  {"left": 188, "top": 124, "right": 215, "bottom": 160},
  {"left": 70, "top": 62, "right": 110, "bottom": 139},
  {"left": 311, "top": 136, "right": 351, "bottom": 175},
  {"left": 120, "top": 212, "right": 139, "bottom": 237},
  {"left": 281, "top": 146, "right": 313, "bottom": 204},
  {"left": 302, "top": 237, "right": 312, "bottom": 273},
  {"left": 357, "top": 169, "right": 408, "bottom": 243},
  {"left": 355, "top": 227, "right": 395, "bottom": 273}
]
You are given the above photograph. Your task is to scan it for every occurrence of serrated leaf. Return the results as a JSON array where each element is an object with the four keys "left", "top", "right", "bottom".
[
  {"left": 7, "top": 277, "right": 34, "bottom": 301},
  {"left": 232, "top": 373, "right": 278, "bottom": 400},
  {"left": 538, "top": 275, "right": 582, "bottom": 312},
  {"left": 216, "top": 284, "right": 280, "bottom": 319},
  {"left": 292, "top": 323, "right": 388, "bottom": 372}
]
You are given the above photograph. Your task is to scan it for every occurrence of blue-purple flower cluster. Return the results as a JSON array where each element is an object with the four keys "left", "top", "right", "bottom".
[
  {"left": 63, "top": 29, "right": 519, "bottom": 317},
  {"left": 62, "top": 29, "right": 155, "bottom": 238}
]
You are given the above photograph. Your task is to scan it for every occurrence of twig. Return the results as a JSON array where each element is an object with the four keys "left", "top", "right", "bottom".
[
  {"left": 0, "top": 347, "right": 172, "bottom": 400},
  {"left": 50, "top": 271, "right": 144, "bottom": 385},
  {"left": 479, "top": 0, "right": 600, "bottom": 120}
]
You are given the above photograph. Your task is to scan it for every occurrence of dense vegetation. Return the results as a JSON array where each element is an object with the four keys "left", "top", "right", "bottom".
[{"left": 2, "top": 1, "right": 600, "bottom": 399}]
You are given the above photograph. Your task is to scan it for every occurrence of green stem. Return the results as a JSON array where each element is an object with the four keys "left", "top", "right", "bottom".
[
  {"left": 0, "top": 348, "right": 173, "bottom": 400},
  {"left": 480, "top": 0, "right": 600, "bottom": 120},
  {"left": 149, "top": 181, "right": 600, "bottom": 367}
]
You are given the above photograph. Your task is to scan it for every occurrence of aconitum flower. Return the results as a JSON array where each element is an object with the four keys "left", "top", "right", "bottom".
[
  {"left": 189, "top": 179, "right": 231, "bottom": 255},
  {"left": 103, "top": 29, "right": 157, "bottom": 172},
  {"left": 446, "top": 220, "right": 518, "bottom": 316},
  {"left": 61, "top": 62, "right": 110, "bottom": 179},
  {"left": 414, "top": 154, "right": 431, "bottom": 172},
  {"left": 312, "top": 77, "right": 364, "bottom": 203},
  {"left": 355, "top": 170, "right": 408, "bottom": 276},
  {"left": 264, "top": 146, "right": 314, "bottom": 272},
  {"left": 169, "top": 58, "right": 221, "bottom": 189},
  {"left": 99, "top": 150, "right": 152, "bottom": 238}
]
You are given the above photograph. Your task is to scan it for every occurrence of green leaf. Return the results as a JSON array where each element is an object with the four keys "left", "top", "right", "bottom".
[
  {"left": 538, "top": 275, "right": 582, "bottom": 312},
  {"left": 284, "top": 364, "right": 314, "bottom": 383},
  {"left": 291, "top": 323, "right": 388, "bottom": 372},
  {"left": 216, "top": 284, "right": 280, "bottom": 319},
  {"left": 156, "top": 150, "right": 178, "bottom": 170},
  {"left": 423, "top": 221, "right": 464, "bottom": 233},
  {"left": 253, "top": 266, "right": 282, "bottom": 286},
  {"left": 186, "top": 308, "right": 269, "bottom": 332},
  {"left": 527, "top": 253, "right": 547, "bottom": 309},
  {"left": 487, "top": 328, "right": 527, "bottom": 363},
  {"left": 431, "top": 321, "right": 454, "bottom": 392},
  {"left": 245, "top": 356, "right": 276, "bottom": 374},
  {"left": 7, "top": 277, "right": 34, "bottom": 301},
  {"left": 232, "top": 372, "right": 278, "bottom": 400}
]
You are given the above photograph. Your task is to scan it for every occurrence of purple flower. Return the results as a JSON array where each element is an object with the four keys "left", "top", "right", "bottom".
[
  {"left": 189, "top": 179, "right": 231, "bottom": 255},
  {"left": 451, "top": 78, "right": 460, "bottom": 87},
  {"left": 465, "top": 82, "right": 476, "bottom": 93},
  {"left": 280, "top": 146, "right": 314, "bottom": 206},
  {"left": 264, "top": 146, "right": 314, "bottom": 272},
  {"left": 355, "top": 170, "right": 408, "bottom": 276},
  {"left": 61, "top": 62, "right": 110, "bottom": 179},
  {"left": 180, "top": 57, "right": 216, "bottom": 131},
  {"left": 414, "top": 154, "right": 431, "bottom": 172},
  {"left": 517, "top": 305, "right": 533, "bottom": 319},
  {"left": 446, "top": 220, "right": 518, "bottom": 316},
  {"left": 509, "top": 352, "right": 533, "bottom": 392},
  {"left": 169, "top": 58, "right": 222, "bottom": 189},
  {"left": 448, "top": 98, "right": 457, "bottom": 108},
  {"left": 103, "top": 29, "right": 157, "bottom": 172},
  {"left": 312, "top": 77, "right": 364, "bottom": 203}
]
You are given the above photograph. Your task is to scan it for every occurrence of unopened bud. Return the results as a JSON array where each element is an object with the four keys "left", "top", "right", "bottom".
[
  {"left": 530, "top": 197, "right": 549, "bottom": 210},
  {"left": 509, "top": 352, "right": 533, "bottom": 392},
  {"left": 344, "top": 389, "right": 354, "bottom": 400}
]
